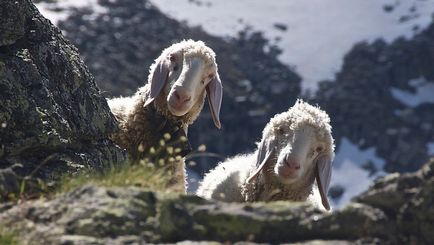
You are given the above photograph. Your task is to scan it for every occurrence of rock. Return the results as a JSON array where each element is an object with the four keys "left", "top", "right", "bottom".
[
  {"left": 0, "top": 0, "right": 26, "bottom": 46},
  {"left": 0, "top": 0, "right": 126, "bottom": 200},
  {"left": 1, "top": 159, "right": 433, "bottom": 244},
  {"left": 0, "top": 165, "right": 21, "bottom": 199},
  {"left": 356, "top": 158, "right": 434, "bottom": 243}
]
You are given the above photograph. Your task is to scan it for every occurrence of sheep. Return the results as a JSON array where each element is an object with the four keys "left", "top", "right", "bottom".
[
  {"left": 196, "top": 99, "right": 334, "bottom": 211},
  {"left": 108, "top": 40, "right": 223, "bottom": 193}
]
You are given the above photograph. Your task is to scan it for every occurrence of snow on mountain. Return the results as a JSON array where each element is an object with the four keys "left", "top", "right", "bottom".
[
  {"left": 428, "top": 142, "right": 434, "bottom": 156},
  {"left": 330, "top": 138, "right": 386, "bottom": 208},
  {"left": 186, "top": 168, "right": 201, "bottom": 194},
  {"left": 36, "top": 0, "right": 107, "bottom": 25},
  {"left": 150, "top": 0, "right": 434, "bottom": 91},
  {"left": 390, "top": 77, "right": 434, "bottom": 107}
]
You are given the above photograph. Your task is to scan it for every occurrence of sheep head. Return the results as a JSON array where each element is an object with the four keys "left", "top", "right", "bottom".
[
  {"left": 144, "top": 40, "right": 223, "bottom": 128},
  {"left": 247, "top": 100, "right": 335, "bottom": 210}
]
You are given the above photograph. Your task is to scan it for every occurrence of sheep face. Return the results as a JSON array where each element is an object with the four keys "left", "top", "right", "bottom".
[
  {"left": 145, "top": 40, "right": 223, "bottom": 128},
  {"left": 273, "top": 125, "right": 325, "bottom": 185},
  {"left": 247, "top": 100, "right": 334, "bottom": 210},
  {"left": 166, "top": 52, "right": 216, "bottom": 117}
]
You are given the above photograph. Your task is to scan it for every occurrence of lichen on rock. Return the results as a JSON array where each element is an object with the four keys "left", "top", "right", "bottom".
[{"left": 0, "top": 0, "right": 126, "bottom": 200}]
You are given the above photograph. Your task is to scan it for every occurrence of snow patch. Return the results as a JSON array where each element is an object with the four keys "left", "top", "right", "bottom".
[
  {"left": 391, "top": 77, "right": 434, "bottom": 107},
  {"left": 35, "top": 0, "right": 107, "bottom": 25},
  {"left": 330, "top": 138, "right": 386, "bottom": 208},
  {"left": 150, "top": 0, "right": 434, "bottom": 91},
  {"left": 427, "top": 142, "right": 434, "bottom": 156},
  {"left": 187, "top": 168, "right": 201, "bottom": 194}
]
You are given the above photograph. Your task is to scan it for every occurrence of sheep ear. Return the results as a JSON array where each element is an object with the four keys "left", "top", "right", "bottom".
[
  {"left": 247, "top": 138, "right": 275, "bottom": 183},
  {"left": 206, "top": 73, "right": 223, "bottom": 129},
  {"left": 144, "top": 57, "right": 170, "bottom": 107},
  {"left": 315, "top": 154, "right": 333, "bottom": 211}
]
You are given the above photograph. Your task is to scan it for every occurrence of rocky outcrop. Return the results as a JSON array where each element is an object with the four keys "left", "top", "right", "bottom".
[
  {"left": 0, "top": 0, "right": 126, "bottom": 200},
  {"left": 314, "top": 21, "right": 434, "bottom": 173},
  {"left": 1, "top": 159, "right": 432, "bottom": 244}
]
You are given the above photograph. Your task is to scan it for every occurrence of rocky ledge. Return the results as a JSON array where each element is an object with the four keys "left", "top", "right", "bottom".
[{"left": 0, "top": 159, "right": 432, "bottom": 244}]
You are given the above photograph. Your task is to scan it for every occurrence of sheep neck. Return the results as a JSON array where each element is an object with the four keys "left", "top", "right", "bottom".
[
  {"left": 146, "top": 103, "right": 192, "bottom": 157},
  {"left": 124, "top": 95, "right": 192, "bottom": 161}
]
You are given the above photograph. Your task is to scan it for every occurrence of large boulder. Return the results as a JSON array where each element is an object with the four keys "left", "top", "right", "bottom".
[
  {"left": 1, "top": 159, "right": 432, "bottom": 244},
  {"left": 0, "top": 0, "right": 125, "bottom": 199}
]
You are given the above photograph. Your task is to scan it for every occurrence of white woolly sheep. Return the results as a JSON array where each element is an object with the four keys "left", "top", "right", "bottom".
[
  {"left": 196, "top": 99, "right": 334, "bottom": 211},
  {"left": 108, "top": 40, "right": 223, "bottom": 193}
]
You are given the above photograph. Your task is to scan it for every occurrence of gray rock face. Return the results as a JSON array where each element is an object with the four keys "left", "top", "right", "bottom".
[
  {"left": 0, "top": 0, "right": 25, "bottom": 46},
  {"left": 1, "top": 159, "right": 432, "bottom": 244},
  {"left": 0, "top": 0, "right": 126, "bottom": 200}
]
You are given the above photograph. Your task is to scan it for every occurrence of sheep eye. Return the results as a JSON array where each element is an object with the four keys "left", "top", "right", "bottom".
[
  {"left": 208, "top": 73, "right": 215, "bottom": 80},
  {"left": 173, "top": 65, "right": 179, "bottom": 71},
  {"left": 316, "top": 146, "right": 323, "bottom": 152},
  {"left": 201, "top": 80, "right": 205, "bottom": 85},
  {"left": 277, "top": 128, "right": 285, "bottom": 134},
  {"left": 169, "top": 55, "right": 176, "bottom": 62}
]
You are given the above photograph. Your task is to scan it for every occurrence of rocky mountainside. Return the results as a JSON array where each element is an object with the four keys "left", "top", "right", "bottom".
[
  {"left": 0, "top": 0, "right": 125, "bottom": 200},
  {"left": 315, "top": 24, "right": 434, "bottom": 173},
  {"left": 1, "top": 159, "right": 433, "bottom": 244}
]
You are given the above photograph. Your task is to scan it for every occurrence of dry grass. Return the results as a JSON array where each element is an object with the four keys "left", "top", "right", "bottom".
[
  {"left": 57, "top": 160, "right": 174, "bottom": 194},
  {"left": 0, "top": 226, "right": 19, "bottom": 245}
]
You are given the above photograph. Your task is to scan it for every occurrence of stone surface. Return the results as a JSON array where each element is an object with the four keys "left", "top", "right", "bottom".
[
  {"left": 1, "top": 159, "right": 432, "bottom": 244},
  {"left": 0, "top": 186, "right": 367, "bottom": 244},
  {"left": 0, "top": 0, "right": 26, "bottom": 46},
  {"left": 0, "top": 0, "right": 126, "bottom": 200}
]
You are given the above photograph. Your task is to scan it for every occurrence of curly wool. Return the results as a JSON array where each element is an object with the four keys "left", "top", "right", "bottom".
[
  {"left": 197, "top": 100, "right": 334, "bottom": 208},
  {"left": 108, "top": 40, "right": 218, "bottom": 192}
]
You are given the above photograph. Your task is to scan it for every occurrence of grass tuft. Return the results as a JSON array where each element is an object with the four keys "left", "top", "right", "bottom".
[
  {"left": 0, "top": 227, "right": 19, "bottom": 245},
  {"left": 57, "top": 161, "right": 173, "bottom": 194}
]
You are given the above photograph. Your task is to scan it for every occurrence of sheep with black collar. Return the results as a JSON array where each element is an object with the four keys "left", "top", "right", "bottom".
[{"left": 108, "top": 40, "right": 223, "bottom": 193}]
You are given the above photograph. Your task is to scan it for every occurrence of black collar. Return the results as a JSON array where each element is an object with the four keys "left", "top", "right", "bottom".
[{"left": 148, "top": 103, "right": 192, "bottom": 158}]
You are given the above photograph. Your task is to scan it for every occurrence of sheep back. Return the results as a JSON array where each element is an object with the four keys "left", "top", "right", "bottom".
[{"left": 197, "top": 153, "right": 257, "bottom": 202}]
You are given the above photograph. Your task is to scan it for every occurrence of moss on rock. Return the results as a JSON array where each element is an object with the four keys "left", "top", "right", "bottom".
[{"left": 0, "top": 0, "right": 126, "bottom": 200}]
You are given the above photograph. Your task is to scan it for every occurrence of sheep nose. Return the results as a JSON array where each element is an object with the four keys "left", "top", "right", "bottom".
[
  {"left": 285, "top": 156, "right": 300, "bottom": 170},
  {"left": 174, "top": 90, "right": 191, "bottom": 103}
]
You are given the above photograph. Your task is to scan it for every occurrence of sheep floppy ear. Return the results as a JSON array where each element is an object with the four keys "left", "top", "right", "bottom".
[
  {"left": 315, "top": 154, "right": 333, "bottom": 211},
  {"left": 144, "top": 57, "right": 170, "bottom": 107},
  {"left": 206, "top": 72, "right": 223, "bottom": 129},
  {"left": 247, "top": 137, "right": 275, "bottom": 183}
]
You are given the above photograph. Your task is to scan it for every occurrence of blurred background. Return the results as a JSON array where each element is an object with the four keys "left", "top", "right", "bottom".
[{"left": 34, "top": 0, "right": 434, "bottom": 208}]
